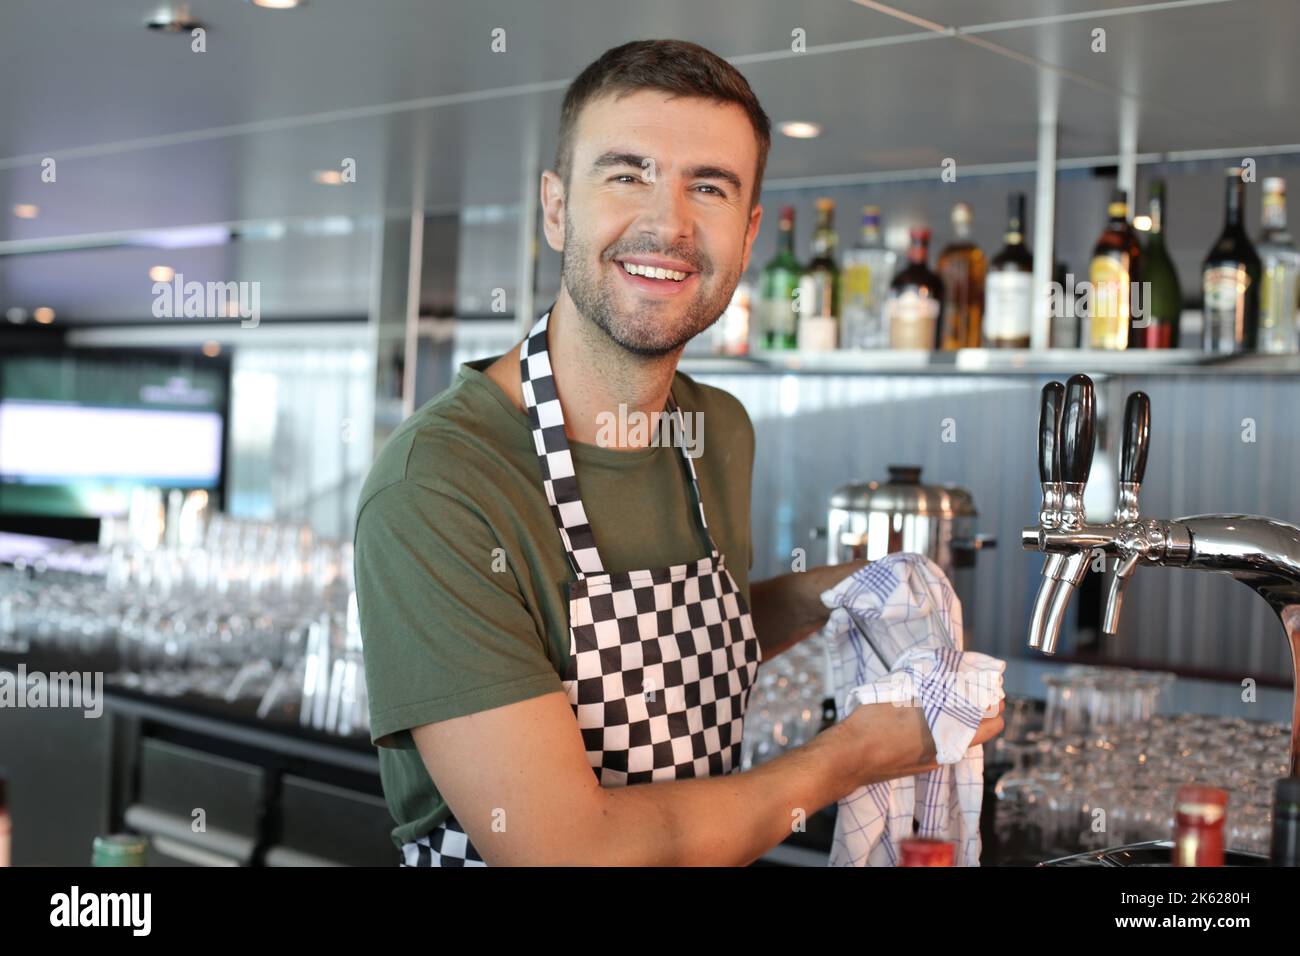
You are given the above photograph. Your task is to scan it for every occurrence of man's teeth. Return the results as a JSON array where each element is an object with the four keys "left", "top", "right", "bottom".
[{"left": 621, "top": 261, "right": 688, "bottom": 281}]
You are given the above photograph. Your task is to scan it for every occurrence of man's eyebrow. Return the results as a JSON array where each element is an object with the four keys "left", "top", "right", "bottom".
[
  {"left": 589, "top": 151, "right": 744, "bottom": 193},
  {"left": 685, "top": 164, "right": 744, "bottom": 194},
  {"left": 589, "top": 151, "right": 651, "bottom": 173}
]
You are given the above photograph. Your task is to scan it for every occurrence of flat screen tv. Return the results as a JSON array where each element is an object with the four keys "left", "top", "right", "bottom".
[{"left": 0, "top": 349, "right": 230, "bottom": 542}]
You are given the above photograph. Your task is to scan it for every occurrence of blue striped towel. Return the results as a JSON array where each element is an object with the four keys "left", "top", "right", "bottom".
[{"left": 821, "top": 553, "right": 1005, "bottom": 867}]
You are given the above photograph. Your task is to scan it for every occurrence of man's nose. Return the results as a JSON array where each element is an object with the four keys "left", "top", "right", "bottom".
[{"left": 638, "top": 178, "right": 693, "bottom": 246}]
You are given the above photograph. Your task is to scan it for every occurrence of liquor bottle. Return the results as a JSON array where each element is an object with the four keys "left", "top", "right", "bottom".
[
  {"left": 0, "top": 771, "right": 9, "bottom": 868},
  {"left": 1048, "top": 260, "right": 1079, "bottom": 347},
  {"left": 91, "top": 833, "right": 147, "bottom": 867},
  {"left": 887, "top": 228, "right": 944, "bottom": 349},
  {"left": 1132, "top": 179, "right": 1181, "bottom": 348},
  {"left": 839, "top": 206, "right": 896, "bottom": 349},
  {"left": 1087, "top": 189, "right": 1142, "bottom": 349},
  {"left": 1172, "top": 785, "right": 1227, "bottom": 866},
  {"left": 1271, "top": 777, "right": 1300, "bottom": 867},
  {"left": 713, "top": 281, "right": 752, "bottom": 356},
  {"left": 1202, "top": 167, "right": 1261, "bottom": 354},
  {"left": 797, "top": 197, "right": 840, "bottom": 351},
  {"left": 937, "top": 202, "right": 985, "bottom": 349},
  {"left": 1257, "top": 177, "right": 1299, "bottom": 353},
  {"left": 984, "top": 193, "right": 1035, "bottom": 348},
  {"left": 758, "top": 206, "right": 802, "bottom": 350}
]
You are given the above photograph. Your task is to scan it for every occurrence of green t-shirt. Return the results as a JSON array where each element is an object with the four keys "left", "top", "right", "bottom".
[{"left": 352, "top": 355, "right": 756, "bottom": 849}]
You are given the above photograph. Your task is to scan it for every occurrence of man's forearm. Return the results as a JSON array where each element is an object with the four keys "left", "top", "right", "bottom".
[
  {"left": 588, "top": 718, "right": 866, "bottom": 866},
  {"left": 749, "top": 560, "right": 867, "bottom": 660}
]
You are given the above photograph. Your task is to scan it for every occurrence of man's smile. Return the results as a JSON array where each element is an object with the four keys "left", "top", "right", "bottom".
[{"left": 611, "top": 257, "right": 700, "bottom": 297}]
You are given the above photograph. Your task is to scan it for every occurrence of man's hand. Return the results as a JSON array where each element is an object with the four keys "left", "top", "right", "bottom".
[{"left": 840, "top": 698, "right": 1005, "bottom": 788}]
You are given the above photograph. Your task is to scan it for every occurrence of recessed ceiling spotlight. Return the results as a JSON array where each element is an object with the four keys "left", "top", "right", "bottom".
[
  {"left": 12, "top": 204, "right": 39, "bottom": 219},
  {"left": 149, "top": 265, "right": 176, "bottom": 282},
  {"left": 779, "top": 121, "right": 822, "bottom": 139},
  {"left": 313, "top": 170, "right": 344, "bottom": 185},
  {"left": 33, "top": 307, "right": 55, "bottom": 324},
  {"left": 145, "top": 4, "right": 205, "bottom": 32},
  {"left": 5, "top": 308, "right": 28, "bottom": 324},
  {"left": 202, "top": 341, "right": 222, "bottom": 357},
  {"left": 247, "top": 0, "right": 304, "bottom": 8}
]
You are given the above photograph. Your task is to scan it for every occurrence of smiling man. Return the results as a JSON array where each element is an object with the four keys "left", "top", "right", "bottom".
[{"left": 353, "top": 39, "right": 1002, "bottom": 867}]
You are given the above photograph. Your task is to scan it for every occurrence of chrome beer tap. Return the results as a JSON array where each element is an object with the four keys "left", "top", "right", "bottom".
[
  {"left": 1025, "top": 375, "right": 1097, "bottom": 655},
  {"left": 1101, "top": 391, "right": 1151, "bottom": 636},
  {"left": 1027, "top": 381, "right": 1065, "bottom": 650},
  {"left": 1023, "top": 373, "right": 1300, "bottom": 776}
]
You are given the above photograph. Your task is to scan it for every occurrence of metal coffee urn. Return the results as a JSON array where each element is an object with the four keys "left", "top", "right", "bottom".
[{"left": 825, "top": 464, "right": 996, "bottom": 619}]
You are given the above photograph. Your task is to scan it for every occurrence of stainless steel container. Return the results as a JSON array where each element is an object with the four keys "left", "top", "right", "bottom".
[{"left": 825, "top": 464, "right": 995, "bottom": 618}]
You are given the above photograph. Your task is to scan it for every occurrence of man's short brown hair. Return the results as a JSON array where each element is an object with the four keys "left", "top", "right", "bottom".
[{"left": 554, "top": 39, "right": 772, "bottom": 209}]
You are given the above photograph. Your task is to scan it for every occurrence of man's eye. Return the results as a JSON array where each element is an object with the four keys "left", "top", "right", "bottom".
[
  {"left": 612, "top": 174, "right": 643, "bottom": 183},
  {"left": 695, "top": 184, "right": 725, "bottom": 196}
]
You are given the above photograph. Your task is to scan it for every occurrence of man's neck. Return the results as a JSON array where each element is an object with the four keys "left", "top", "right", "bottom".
[{"left": 546, "top": 292, "right": 681, "bottom": 448}]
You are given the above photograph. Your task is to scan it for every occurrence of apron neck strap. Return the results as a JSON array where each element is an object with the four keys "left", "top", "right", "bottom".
[{"left": 518, "top": 311, "right": 720, "bottom": 579}]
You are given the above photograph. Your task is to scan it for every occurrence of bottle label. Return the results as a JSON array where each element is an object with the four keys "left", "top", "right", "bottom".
[
  {"left": 1260, "top": 259, "right": 1298, "bottom": 339},
  {"left": 1088, "top": 256, "right": 1130, "bottom": 347},
  {"left": 888, "top": 292, "right": 940, "bottom": 348},
  {"left": 1203, "top": 265, "right": 1249, "bottom": 312},
  {"left": 764, "top": 297, "right": 797, "bottom": 338},
  {"left": 984, "top": 272, "right": 1033, "bottom": 341},
  {"left": 841, "top": 263, "right": 871, "bottom": 304},
  {"left": 797, "top": 315, "right": 837, "bottom": 351}
]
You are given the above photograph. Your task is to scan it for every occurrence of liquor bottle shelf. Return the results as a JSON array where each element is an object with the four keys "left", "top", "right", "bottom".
[{"left": 681, "top": 348, "right": 1300, "bottom": 377}]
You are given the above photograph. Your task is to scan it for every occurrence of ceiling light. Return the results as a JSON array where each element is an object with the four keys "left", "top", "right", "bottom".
[
  {"left": 5, "top": 308, "right": 27, "bottom": 324},
  {"left": 248, "top": 0, "right": 303, "bottom": 7},
  {"left": 12, "top": 204, "right": 38, "bottom": 219},
  {"left": 130, "top": 224, "right": 232, "bottom": 250},
  {"left": 779, "top": 121, "right": 822, "bottom": 139},
  {"left": 33, "top": 307, "right": 55, "bottom": 324},
  {"left": 145, "top": 4, "right": 205, "bottom": 32},
  {"left": 202, "top": 341, "right": 222, "bottom": 357},
  {"left": 313, "top": 170, "right": 344, "bottom": 185},
  {"left": 149, "top": 265, "right": 176, "bottom": 282}
]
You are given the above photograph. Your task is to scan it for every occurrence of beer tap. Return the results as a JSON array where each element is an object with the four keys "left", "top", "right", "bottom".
[
  {"left": 1022, "top": 372, "right": 1300, "bottom": 775},
  {"left": 1037, "top": 375, "right": 1097, "bottom": 655},
  {"left": 1101, "top": 391, "right": 1151, "bottom": 636},
  {"left": 1027, "top": 381, "right": 1064, "bottom": 650}
]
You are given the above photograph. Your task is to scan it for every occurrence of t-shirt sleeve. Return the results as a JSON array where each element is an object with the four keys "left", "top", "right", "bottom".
[{"left": 353, "top": 479, "right": 563, "bottom": 749}]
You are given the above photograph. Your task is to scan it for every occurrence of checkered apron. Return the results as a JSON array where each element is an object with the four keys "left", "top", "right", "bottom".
[{"left": 401, "top": 310, "right": 762, "bottom": 866}]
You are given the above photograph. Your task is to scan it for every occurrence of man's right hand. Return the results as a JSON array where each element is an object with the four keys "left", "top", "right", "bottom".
[{"left": 840, "top": 697, "right": 1005, "bottom": 789}]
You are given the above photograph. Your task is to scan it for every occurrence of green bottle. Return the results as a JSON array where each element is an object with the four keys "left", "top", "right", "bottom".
[
  {"left": 1132, "top": 179, "right": 1181, "bottom": 348},
  {"left": 759, "top": 205, "right": 803, "bottom": 350}
]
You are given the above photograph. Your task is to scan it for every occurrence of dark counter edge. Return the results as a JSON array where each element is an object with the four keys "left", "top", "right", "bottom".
[{"left": 0, "top": 651, "right": 379, "bottom": 776}]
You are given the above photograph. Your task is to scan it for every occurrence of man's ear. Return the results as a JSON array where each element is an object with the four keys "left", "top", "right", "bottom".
[
  {"left": 739, "top": 202, "right": 764, "bottom": 275},
  {"left": 540, "top": 169, "right": 566, "bottom": 254}
]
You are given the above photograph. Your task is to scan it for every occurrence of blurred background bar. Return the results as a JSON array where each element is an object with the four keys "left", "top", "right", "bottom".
[{"left": 2, "top": 0, "right": 1299, "bottom": 867}]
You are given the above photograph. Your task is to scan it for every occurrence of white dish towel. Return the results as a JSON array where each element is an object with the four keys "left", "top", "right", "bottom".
[{"left": 820, "top": 553, "right": 1006, "bottom": 867}]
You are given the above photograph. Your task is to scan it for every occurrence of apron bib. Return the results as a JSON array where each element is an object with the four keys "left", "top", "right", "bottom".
[{"left": 402, "top": 310, "right": 761, "bottom": 866}]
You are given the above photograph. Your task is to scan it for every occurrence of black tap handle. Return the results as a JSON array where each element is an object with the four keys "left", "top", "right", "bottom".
[
  {"left": 1120, "top": 391, "right": 1151, "bottom": 485},
  {"left": 1038, "top": 382, "right": 1065, "bottom": 484},
  {"left": 1059, "top": 374, "right": 1096, "bottom": 485}
]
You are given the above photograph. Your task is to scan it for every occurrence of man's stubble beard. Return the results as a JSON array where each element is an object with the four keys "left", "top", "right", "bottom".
[{"left": 560, "top": 207, "right": 740, "bottom": 358}]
